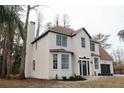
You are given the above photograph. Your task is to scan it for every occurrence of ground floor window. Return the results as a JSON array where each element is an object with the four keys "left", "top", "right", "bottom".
[
  {"left": 53, "top": 54, "right": 58, "bottom": 69},
  {"left": 94, "top": 58, "right": 99, "bottom": 69},
  {"left": 33, "top": 60, "right": 35, "bottom": 71},
  {"left": 61, "top": 54, "right": 69, "bottom": 69}
]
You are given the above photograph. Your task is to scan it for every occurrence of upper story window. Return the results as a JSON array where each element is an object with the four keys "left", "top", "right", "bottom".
[
  {"left": 53, "top": 54, "right": 58, "bottom": 69},
  {"left": 35, "top": 42, "right": 38, "bottom": 50},
  {"left": 81, "top": 37, "right": 85, "bottom": 48},
  {"left": 61, "top": 54, "right": 69, "bottom": 69},
  {"left": 90, "top": 42, "right": 95, "bottom": 51},
  {"left": 56, "top": 34, "right": 61, "bottom": 46},
  {"left": 56, "top": 34, "right": 67, "bottom": 47},
  {"left": 94, "top": 58, "right": 99, "bottom": 69},
  {"left": 33, "top": 60, "right": 35, "bottom": 71}
]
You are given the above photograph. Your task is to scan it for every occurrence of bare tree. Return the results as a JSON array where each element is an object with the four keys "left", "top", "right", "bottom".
[
  {"left": 92, "top": 33, "right": 111, "bottom": 49},
  {"left": 54, "top": 14, "right": 59, "bottom": 27},
  {"left": 36, "top": 11, "right": 43, "bottom": 38},
  {"left": 19, "top": 5, "right": 40, "bottom": 79},
  {"left": 111, "top": 48, "right": 124, "bottom": 63},
  {"left": 62, "top": 14, "right": 70, "bottom": 27},
  {"left": 46, "top": 22, "right": 52, "bottom": 28}
]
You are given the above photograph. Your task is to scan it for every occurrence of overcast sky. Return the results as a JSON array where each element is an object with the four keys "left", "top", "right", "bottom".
[
  {"left": 2, "top": 0, "right": 124, "bottom": 53},
  {"left": 29, "top": 5, "right": 124, "bottom": 53}
]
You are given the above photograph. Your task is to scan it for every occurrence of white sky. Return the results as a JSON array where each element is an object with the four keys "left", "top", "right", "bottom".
[
  {"left": 1, "top": 0, "right": 124, "bottom": 53},
  {"left": 30, "top": 5, "right": 124, "bottom": 53}
]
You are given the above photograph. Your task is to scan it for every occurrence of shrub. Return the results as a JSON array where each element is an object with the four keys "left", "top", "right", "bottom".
[
  {"left": 68, "top": 74, "right": 86, "bottom": 81},
  {"left": 98, "top": 73, "right": 113, "bottom": 76},
  {"left": 69, "top": 76, "right": 75, "bottom": 80},
  {"left": 75, "top": 75, "right": 82, "bottom": 80},
  {"left": 55, "top": 74, "right": 58, "bottom": 80},
  {"left": 62, "top": 76, "right": 67, "bottom": 80}
]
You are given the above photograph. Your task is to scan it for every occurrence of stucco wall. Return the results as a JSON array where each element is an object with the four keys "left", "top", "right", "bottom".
[
  {"left": 49, "top": 52, "right": 72, "bottom": 79},
  {"left": 91, "top": 57, "right": 101, "bottom": 75},
  {"left": 25, "top": 22, "right": 35, "bottom": 78},
  {"left": 71, "top": 29, "right": 92, "bottom": 76},
  {"left": 31, "top": 34, "right": 49, "bottom": 79},
  {"left": 48, "top": 32, "right": 73, "bottom": 50},
  {"left": 48, "top": 32, "right": 73, "bottom": 79}
]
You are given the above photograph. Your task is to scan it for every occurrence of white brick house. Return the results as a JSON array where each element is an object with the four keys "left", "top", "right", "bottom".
[{"left": 25, "top": 22, "right": 114, "bottom": 79}]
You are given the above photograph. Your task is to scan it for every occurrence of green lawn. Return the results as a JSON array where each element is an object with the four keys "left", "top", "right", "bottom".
[{"left": 0, "top": 76, "right": 124, "bottom": 88}]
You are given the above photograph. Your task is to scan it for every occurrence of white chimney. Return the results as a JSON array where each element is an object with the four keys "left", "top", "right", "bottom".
[{"left": 25, "top": 21, "right": 35, "bottom": 78}]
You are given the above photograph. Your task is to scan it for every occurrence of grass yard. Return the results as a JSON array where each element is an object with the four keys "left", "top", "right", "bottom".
[{"left": 0, "top": 76, "right": 124, "bottom": 88}]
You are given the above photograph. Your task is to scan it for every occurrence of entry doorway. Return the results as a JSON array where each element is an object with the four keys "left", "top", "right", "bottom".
[{"left": 79, "top": 60, "right": 90, "bottom": 76}]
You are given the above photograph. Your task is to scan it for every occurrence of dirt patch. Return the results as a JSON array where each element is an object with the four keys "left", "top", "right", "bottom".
[{"left": 0, "top": 76, "right": 124, "bottom": 88}]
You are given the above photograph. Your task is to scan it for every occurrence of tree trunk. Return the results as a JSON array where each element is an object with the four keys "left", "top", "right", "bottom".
[
  {"left": 1, "top": 36, "right": 7, "bottom": 78},
  {"left": 19, "top": 5, "right": 30, "bottom": 79},
  {"left": 6, "top": 25, "right": 14, "bottom": 79}
]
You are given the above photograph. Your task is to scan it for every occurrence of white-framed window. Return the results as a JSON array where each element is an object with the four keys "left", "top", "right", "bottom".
[
  {"left": 61, "top": 54, "right": 69, "bottom": 69},
  {"left": 90, "top": 42, "right": 95, "bottom": 51},
  {"left": 53, "top": 54, "right": 58, "bottom": 69},
  {"left": 56, "top": 34, "right": 61, "bottom": 46},
  {"left": 56, "top": 34, "right": 67, "bottom": 47},
  {"left": 35, "top": 42, "right": 38, "bottom": 50},
  {"left": 33, "top": 60, "right": 35, "bottom": 71},
  {"left": 94, "top": 58, "right": 99, "bottom": 69},
  {"left": 81, "top": 37, "right": 85, "bottom": 47}
]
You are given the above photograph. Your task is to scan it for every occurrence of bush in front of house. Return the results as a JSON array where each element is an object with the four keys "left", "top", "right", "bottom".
[
  {"left": 62, "top": 74, "right": 87, "bottom": 81},
  {"left": 66, "top": 74, "right": 86, "bottom": 81},
  {"left": 69, "top": 76, "right": 75, "bottom": 80},
  {"left": 62, "top": 76, "right": 67, "bottom": 80},
  {"left": 98, "top": 73, "right": 113, "bottom": 76}
]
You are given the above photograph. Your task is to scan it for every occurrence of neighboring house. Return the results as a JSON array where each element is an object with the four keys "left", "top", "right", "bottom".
[{"left": 25, "top": 21, "right": 114, "bottom": 79}]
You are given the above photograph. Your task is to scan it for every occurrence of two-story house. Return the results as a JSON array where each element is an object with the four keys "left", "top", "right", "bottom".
[{"left": 25, "top": 21, "right": 113, "bottom": 79}]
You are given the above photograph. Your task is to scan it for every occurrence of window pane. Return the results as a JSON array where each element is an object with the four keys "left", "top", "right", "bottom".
[
  {"left": 61, "top": 54, "right": 69, "bottom": 69},
  {"left": 62, "top": 36, "right": 67, "bottom": 47},
  {"left": 81, "top": 38, "right": 85, "bottom": 47},
  {"left": 56, "top": 34, "right": 61, "bottom": 46},
  {"left": 94, "top": 58, "right": 99, "bottom": 69},
  {"left": 33, "top": 60, "right": 35, "bottom": 71},
  {"left": 90, "top": 42, "right": 95, "bottom": 51},
  {"left": 53, "top": 54, "right": 58, "bottom": 69}
]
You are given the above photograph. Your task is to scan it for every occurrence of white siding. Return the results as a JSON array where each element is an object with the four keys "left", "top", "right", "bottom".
[
  {"left": 48, "top": 32, "right": 73, "bottom": 50},
  {"left": 25, "top": 22, "right": 35, "bottom": 78},
  {"left": 91, "top": 57, "right": 101, "bottom": 75},
  {"left": 31, "top": 34, "right": 49, "bottom": 79},
  {"left": 48, "top": 32, "right": 73, "bottom": 79},
  {"left": 71, "top": 29, "right": 92, "bottom": 76},
  {"left": 49, "top": 53, "right": 72, "bottom": 79}
]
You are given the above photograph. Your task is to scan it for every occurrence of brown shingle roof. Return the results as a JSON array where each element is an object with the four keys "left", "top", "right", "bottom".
[
  {"left": 48, "top": 26, "right": 76, "bottom": 36},
  {"left": 32, "top": 26, "right": 91, "bottom": 44},
  {"left": 100, "top": 48, "right": 113, "bottom": 61}
]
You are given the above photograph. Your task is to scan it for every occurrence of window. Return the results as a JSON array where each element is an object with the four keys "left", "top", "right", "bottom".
[
  {"left": 94, "top": 58, "right": 99, "bottom": 69},
  {"left": 61, "top": 54, "right": 69, "bottom": 69},
  {"left": 53, "top": 54, "right": 58, "bottom": 69},
  {"left": 62, "top": 36, "right": 67, "bottom": 47},
  {"left": 90, "top": 42, "right": 95, "bottom": 51},
  {"left": 35, "top": 42, "right": 38, "bottom": 50},
  {"left": 33, "top": 60, "right": 35, "bottom": 71},
  {"left": 56, "top": 34, "right": 61, "bottom": 46},
  {"left": 81, "top": 37, "right": 85, "bottom": 47},
  {"left": 56, "top": 34, "right": 67, "bottom": 47}
]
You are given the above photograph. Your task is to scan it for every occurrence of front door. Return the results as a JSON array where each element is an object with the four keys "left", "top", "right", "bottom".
[
  {"left": 82, "top": 61, "right": 87, "bottom": 75},
  {"left": 79, "top": 60, "right": 89, "bottom": 76}
]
